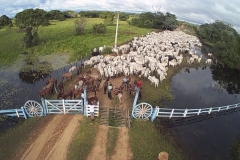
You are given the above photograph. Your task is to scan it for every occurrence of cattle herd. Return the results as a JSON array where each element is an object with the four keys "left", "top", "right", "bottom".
[
  {"left": 86, "top": 30, "right": 213, "bottom": 88},
  {"left": 39, "top": 30, "right": 214, "bottom": 102}
]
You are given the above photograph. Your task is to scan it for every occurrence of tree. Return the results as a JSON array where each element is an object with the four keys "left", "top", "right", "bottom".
[
  {"left": 101, "top": 11, "right": 114, "bottom": 26},
  {"left": 23, "top": 27, "right": 33, "bottom": 48},
  {"left": 119, "top": 12, "right": 129, "bottom": 21},
  {"left": 15, "top": 8, "right": 49, "bottom": 48},
  {"left": 162, "top": 12, "right": 177, "bottom": 30},
  {"left": 0, "top": 15, "right": 12, "bottom": 27},
  {"left": 47, "top": 10, "right": 66, "bottom": 21},
  {"left": 197, "top": 20, "right": 240, "bottom": 68},
  {"left": 74, "top": 17, "right": 87, "bottom": 35}
]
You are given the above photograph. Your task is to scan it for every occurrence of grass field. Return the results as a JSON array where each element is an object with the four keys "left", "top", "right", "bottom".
[{"left": 0, "top": 18, "right": 151, "bottom": 66}]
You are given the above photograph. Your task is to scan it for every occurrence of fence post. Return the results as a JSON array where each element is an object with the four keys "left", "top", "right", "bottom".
[
  {"left": 62, "top": 99, "right": 65, "bottom": 114},
  {"left": 41, "top": 97, "right": 47, "bottom": 116},
  {"left": 84, "top": 102, "right": 88, "bottom": 117},
  {"left": 84, "top": 86, "right": 87, "bottom": 116},
  {"left": 170, "top": 109, "right": 174, "bottom": 119},
  {"left": 151, "top": 107, "right": 159, "bottom": 121},
  {"left": 131, "top": 88, "right": 139, "bottom": 118},
  {"left": 183, "top": 108, "right": 188, "bottom": 117},
  {"left": 21, "top": 107, "right": 28, "bottom": 119},
  {"left": 197, "top": 108, "right": 201, "bottom": 115},
  {"left": 208, "top": 107, "right": 212, "bottom": 114}
]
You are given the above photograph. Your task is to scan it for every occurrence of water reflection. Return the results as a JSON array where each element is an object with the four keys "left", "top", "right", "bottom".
[
  {"left": 210, "top": 64, "right": 240, "bottom": 94},
  {"left": 163, "top": 66, "right": 240, "bottom": 160}
]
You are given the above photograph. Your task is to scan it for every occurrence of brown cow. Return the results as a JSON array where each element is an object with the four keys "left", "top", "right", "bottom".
[
  {"left": 39, "top": 87, "right": 52, "bottom": 98},
  {"left": 46, "top": 78, "right": 57, "bottom": 85},
  {"left": 87, "top": 95, "right": 98, "bottom": 105},
  {"left": 62, "top": 72, "right": 72, "bottom": 81},
  {"left": 73, "top": 89, "right": 82, "bottom": 99},
  {"left": 57, "top": 81, "right": 64, "bottom": 93},
  {"left": 57, "top": 89, "right": 73, "bottom": 99}
]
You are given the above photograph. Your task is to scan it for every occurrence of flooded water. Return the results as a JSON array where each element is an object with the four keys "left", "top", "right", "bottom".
[
  {"left": 163, "top": 65, "right": 240, "bottom": 160},
  {"left": 0, "top": 60, "right": 84, "bottom": 132}
]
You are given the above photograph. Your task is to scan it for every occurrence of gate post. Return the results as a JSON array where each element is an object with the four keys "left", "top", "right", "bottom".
[
  {"left": 131, "top": 88, "right": 139, "bottom": 118},
  {"left": 21, "top": 106, "right": 28, "bottom": 119},
  {"left": 83, "top": 86, "right": 87, "bottom": 116},
  {"left": 151, "top": 107, "right": 159, "bottom": 121},
  {"left": 41, "top": 97, "right": 47, "bottom": 116}
]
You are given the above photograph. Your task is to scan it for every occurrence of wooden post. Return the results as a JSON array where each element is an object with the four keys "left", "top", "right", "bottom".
[
  {"left": 63, "top": 99, "right": 65, "bottom": 114},
  {"left": 114, "top": 12, "right": 119, "bottom": 49}
]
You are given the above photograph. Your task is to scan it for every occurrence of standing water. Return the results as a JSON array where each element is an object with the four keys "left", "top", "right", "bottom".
[
  {"left": 0, "top": 60, "right": 83, "bottom": 133},
  {"left": 163, "top": 65, "right": 240, "bottom": 159}
]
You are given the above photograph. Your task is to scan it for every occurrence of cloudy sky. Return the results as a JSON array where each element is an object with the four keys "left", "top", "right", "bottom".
[{"left": 0, "top": 0, "right": 240, "bottom": 33}]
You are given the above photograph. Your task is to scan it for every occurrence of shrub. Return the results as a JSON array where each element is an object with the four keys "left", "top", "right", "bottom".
[{"left": 92, "top": 23, "right": 106, "bottom": 34}]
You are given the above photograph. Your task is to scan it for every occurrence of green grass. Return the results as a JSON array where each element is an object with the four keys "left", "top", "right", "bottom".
[
  {"left": 0, "top": 116, "right": 53, "bottom": 160},
  {"left": 67, "top": 117, "right": 100, "bottom": 160},
  {"left": 0, "top": 18, "right": 151, "bottom": 66},
  {"left": 129, "top": 119, "right": 184, "bottom": 160},
  {"left": 106, "top": 127, "right": 119, "bottom": 160}
]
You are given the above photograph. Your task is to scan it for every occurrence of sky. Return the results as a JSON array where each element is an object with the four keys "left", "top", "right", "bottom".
[{"left": 0, "top": 0, "right": 240, "bottom": 33}]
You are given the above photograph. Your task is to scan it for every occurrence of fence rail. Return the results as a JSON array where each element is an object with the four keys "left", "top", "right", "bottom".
[
  {"left": 151, "top": 103, "right": 240, "bottom": 121},
  {"left": 0, "top": 107, "right": 27, "bottom": 119}
]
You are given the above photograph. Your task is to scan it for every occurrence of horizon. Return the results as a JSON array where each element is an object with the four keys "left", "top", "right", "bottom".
[{"left": 0, "top": 0, "right": 239, "bottom": 33}]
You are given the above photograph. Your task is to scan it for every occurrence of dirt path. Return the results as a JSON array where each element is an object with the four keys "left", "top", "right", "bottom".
[
  {"left": 86, "top": 125, "right": 108, "bottom": 160},
  {"left": 20, "top": 114, "right": 83, "bottom": 160},
  {"left": 86, "top": 69, "right": 133, "bottom": 160},
  {"left": 111, "top": 127, "right": 133, "bottom": 160}
]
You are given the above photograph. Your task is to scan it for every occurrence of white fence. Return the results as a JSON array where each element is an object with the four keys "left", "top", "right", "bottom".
[{"left": 151, "top": 103, "right": 240, "bottom": 121}]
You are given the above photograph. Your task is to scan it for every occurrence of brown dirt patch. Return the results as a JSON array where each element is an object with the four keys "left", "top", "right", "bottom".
[
  {"left": 111, "top": 127, "right": 133, "bottom": 160},
  {"left": 20, "top": 114, "right": 83, "bottom": 160}
]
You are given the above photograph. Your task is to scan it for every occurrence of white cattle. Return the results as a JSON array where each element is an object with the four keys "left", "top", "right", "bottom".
[
  {"left": 83, "top": 60, "right": 93, "bottom": 68},
  {"left": 208, "top": 53, "right": 213, "bottom": 57},
  {"left": 69, "top": 66, "right": 76, "bottom": 73},
  {"left": 99, "top": 45, "right": 106, "bottom": 53},
  {"left": 205, "top": 59, "right": 212, "bottom": 64},
  {"left": 148, "top": 75, "right": 159, "bottom": 88}
]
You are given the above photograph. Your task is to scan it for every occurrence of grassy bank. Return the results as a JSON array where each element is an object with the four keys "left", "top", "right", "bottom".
[
  {"left": 0, "top": 115, "right": 54, "bottom": 160},
  {"left": 0, "top": 18, "right": 151, "bottom": 66},
  {"left": 129, "top": 119, "right": 184, "bottom": 160},
  {"left": 67, "top": 118, "right": 99, "bottom": 160}
]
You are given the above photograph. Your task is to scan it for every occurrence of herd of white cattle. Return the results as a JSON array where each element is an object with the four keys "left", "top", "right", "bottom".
[{"left": 84, "top": 30, "right": 213, "bottom": 88}]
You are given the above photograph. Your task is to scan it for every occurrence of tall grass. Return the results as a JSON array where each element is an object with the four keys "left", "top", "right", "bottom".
[{"left": 0, "top": 18, "right": 151, "bottom": 66}]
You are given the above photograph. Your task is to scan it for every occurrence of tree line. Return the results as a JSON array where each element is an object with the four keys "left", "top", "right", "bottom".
[{"left": 197, "top": 20, "right": 240, "bottom": 68}]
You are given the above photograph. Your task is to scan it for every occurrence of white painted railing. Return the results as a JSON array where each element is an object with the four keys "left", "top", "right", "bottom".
[{"left": 151, "top": 103, "right": 240, "bottom": 121}]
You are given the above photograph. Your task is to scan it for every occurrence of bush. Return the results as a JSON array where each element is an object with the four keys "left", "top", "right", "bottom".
[
  {"left": 92, "top": 23, "right": 106, "bottom": 34},
  {"left": 74, "top": 18, "right": 87, "bottom": 36}
]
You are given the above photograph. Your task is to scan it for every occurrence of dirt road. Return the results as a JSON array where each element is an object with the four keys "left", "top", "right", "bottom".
[{"left": 20, "top": 114, "right": 83, "bottom": 160}]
